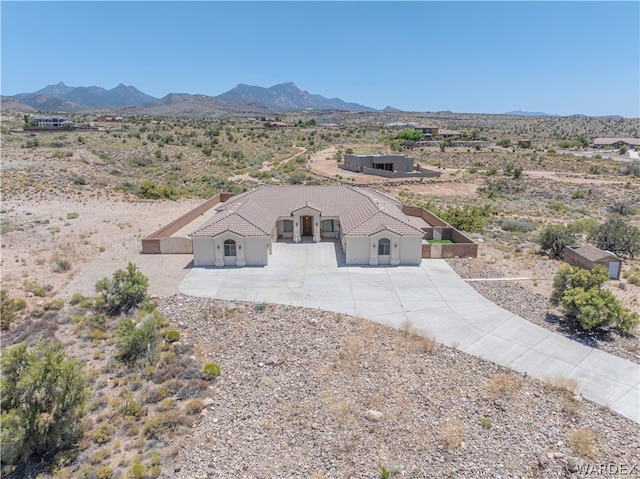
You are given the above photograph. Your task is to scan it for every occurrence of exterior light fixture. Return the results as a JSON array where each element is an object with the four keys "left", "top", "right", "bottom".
[
  {"left": 238, "top": 245, "right": 242, "bottom": 250},
  {"left": 394, "top": 244, "right": 397, "bottom": 248},
  {"left": 373, "top": 244, "right": 376, "bottom": 249},
  {"left": 217, "top": 245, "right": 220, "bottom": 249}
]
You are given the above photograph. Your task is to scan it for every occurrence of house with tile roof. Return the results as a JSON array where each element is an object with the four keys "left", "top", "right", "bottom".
[{"left": 190, "top": 185, "right": 425, "bottom": 267}]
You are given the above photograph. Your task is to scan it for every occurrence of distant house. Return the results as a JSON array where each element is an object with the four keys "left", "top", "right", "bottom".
[
  {"left": 341, "top": 153, "right": 441, "bottom": 179},
  {"left": 322, "top": 123, "right": 341, "bottom": 130},
  {"left": 95, "top": 115, "right": 123, "bottom": 122},
  {"left": 564, "top": 244, "right": 622, "bottom": 280},
  {"left": 438, "top": 129, "right": 462, "bottom": 138},
  {"left": 343, "top": 154, "right": 414, "bottom": 173},
  {"left": 592, "top": 138, "right": 640, "bottom": 149},
  {"left": 414, "top": 125, "right": 440, "bottom": 136},
  {"left": 270, "top": 121, "right": 289, "bottom": 128},
  {"left": 33, "top": 116, "right": 74, "bottom": 128}
]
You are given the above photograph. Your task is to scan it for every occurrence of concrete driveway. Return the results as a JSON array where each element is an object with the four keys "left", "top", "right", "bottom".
[{"left": 179, "top": 240, "right": 639, "bottom": 424}]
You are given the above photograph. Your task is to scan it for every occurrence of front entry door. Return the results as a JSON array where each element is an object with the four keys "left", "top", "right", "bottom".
[{"left": 302, "top": 216, "right": 313, "bottom": 236}]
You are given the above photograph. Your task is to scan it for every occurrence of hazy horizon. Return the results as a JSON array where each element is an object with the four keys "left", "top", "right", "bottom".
[{"left": 2, "top": 1, "right": 639, "bottom": 118}]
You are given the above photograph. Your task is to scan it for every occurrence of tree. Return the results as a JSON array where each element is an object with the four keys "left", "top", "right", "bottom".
[
  {"left": 539, "top": 224, "right": 577, "bottom": 258},
  {"left": 550, "top": 265, "right": 638, "bottom": 333},
  {"left": 1, "top": 342, "right": 87, "bottom": 466},
  {"left": 396, "top": 129, "right": 423, "bottom": 141},
  {"left": 590, "top": 217, "right": 640, "bottom": 259},
  {"left": 95, "top": 262, "right": 149, "bottom": 315}
]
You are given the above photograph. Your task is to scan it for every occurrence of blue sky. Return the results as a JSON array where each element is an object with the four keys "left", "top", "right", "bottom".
[{"left": 2, "top": 1, "right": 639, "bottom": 117}]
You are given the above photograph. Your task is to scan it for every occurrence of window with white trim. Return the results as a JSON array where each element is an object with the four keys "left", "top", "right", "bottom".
[
  {"left": 224, "top": 239, "right": 236, "bottom": 256},
  {"left": 378, "top": 238, "right": 391, "bottom": 256}
]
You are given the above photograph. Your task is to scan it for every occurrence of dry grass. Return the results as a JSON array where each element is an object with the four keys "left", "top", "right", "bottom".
[
  {"left": 568, "top": 428, "right": 601, "bottom": 457},
  {"left": 545, "top": 374, "right": 578, "bottom": 395},
  {"left": 487, "top": 372, "right": 520, "bottom": 399},
  {"left": 440, "top": 419, "right": 465, "bottom": 452}
]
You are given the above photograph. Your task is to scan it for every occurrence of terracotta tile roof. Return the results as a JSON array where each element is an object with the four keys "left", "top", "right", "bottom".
[
  {"left": 191, "top": 186, "right": 423, "bottom": 238},
  {"left": 191, "top": 198, "right": 277, "bottom": 237}
]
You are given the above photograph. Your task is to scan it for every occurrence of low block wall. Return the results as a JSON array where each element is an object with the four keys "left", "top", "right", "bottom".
[
  {"left": 403, "top": 205, "right": 477, "bottom": 259},
  {"left": 360, "top": 167, "right": 441, "bottom": 179},
  {"left": 141, "top": 192, "right": 235, "bottom": 254}
]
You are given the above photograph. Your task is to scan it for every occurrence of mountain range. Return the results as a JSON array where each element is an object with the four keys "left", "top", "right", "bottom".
[
  {"left": 7, "top": 82, "right": 378, "bottom": 114},
  {"left": 4, "top": 82, "right": 626, "bottom": 118}
]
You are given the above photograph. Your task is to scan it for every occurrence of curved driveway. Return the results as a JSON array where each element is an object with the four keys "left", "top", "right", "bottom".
[{"left": 179, "top": 241, "right": 639, "bottom": 424}]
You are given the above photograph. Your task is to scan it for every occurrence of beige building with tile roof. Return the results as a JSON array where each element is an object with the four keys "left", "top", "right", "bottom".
[{"left": 190, "top": 186, "right": 425, "bottom": 267}]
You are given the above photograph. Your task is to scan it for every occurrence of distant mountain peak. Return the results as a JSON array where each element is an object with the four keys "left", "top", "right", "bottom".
[{"left": 217, "top": 82, "right": 376, "bottom": 112}]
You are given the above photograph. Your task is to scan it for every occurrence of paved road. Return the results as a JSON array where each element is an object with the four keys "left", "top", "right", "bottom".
[{"left": 179, "top": 241, "right": 640, "bottom": 424}]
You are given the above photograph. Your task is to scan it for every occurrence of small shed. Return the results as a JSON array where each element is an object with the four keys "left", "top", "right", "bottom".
[{"left": 564, "top": 244, "right": 622, "bottom": 280}]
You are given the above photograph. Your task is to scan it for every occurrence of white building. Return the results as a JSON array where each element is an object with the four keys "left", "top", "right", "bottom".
[{"left": 190, "top": 186, "right": 425, "bottom": 267}]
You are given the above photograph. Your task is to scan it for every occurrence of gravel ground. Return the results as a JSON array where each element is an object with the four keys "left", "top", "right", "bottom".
[
  {"left": 157, "top": 296, "right": 640, "bottom": 479},
  {"left": 446, "top": 258, "right": 640, "bottom": 365}
]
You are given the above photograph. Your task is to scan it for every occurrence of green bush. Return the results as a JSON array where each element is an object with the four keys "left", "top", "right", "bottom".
[
  {"left": 590, "top": 217, "right": 640, "bottom": 258},
  {"left": 1, "top": 290, "right": 25, "bottom": 331},
  {"left": 165, "top": 329, "right": 181, "bottom": 343},
  {"left": 501, "top": 219, "right": 535, "bottom": 233},
  {"left": 66, "top": 212, "right": 79, "bottom": 219},
  {"left": 539, "top": 224, "right": 577, "bottom": 258},
  {"left": 95, "top": 262, "right": 149, "bottom": 315},
  {"left": 92, "top": 423, "right": 115, "bottom": 444},
  {"left": 551, "top": 265, "right": 639, "bottom": 333},
  {"left": 203, "top": 362, "right": 221, "bottom": 380},
  {"left": 437, "top": 204, "right": 492, "bottom": 233},
  {"left": 54, "top": 259, "right": 72, "bottom": 272},
  {"left": 115, "top": 313, "right": 162, "bottom": 367},
  {"left": 1, "top": 342, "right": 87, "bottom": 465},
  {"left": 396, "top": 129, "right": 423, "bottom": 141}
]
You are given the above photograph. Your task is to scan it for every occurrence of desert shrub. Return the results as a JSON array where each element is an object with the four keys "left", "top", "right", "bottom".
[
  {"left": 622, "top": 268, "right": 640, "bottom": 286},
  {"left": 480, "top": 417, "right": 492, "bottom": 429},
  {"left": 184, "top": 398, "right": 205, "bottom": 415},
  {"left": 590, "top": 217, "right": 640, "bottom": 258},
  {"left": 129, "top": 463, "right": 147, "bottom": 479},
  {"left": 568, "top": 218, "right": 599, "bottom": 237},
  {"left": 608, "top": 200, "right": 636, "bottom": 216},
  {"left": 538, "top": 224, "right": 577, "bottom": 258},
  {"left": 478, "top": 178, "right": 525, "bottom": 198},
  {"left": 165, "top": 329, "right": 180, "bottom": 343},
  {"left": 115, "top": 313, "right": 162, "bottom": 367},
  {"left": 66, "top": 212, "right": 79, "bottom": 219},
  {"left": 96, "top": 466, "right": 114, "bottom": 479},
  {"left": 53, "top": 259, "right": 72, "bottom": 272},
  {"left": 43, "top": 299, "right": 65, "bottom": 311},
  {"left": 501, "top": 219, "right": 535, "bottom": 233},
  {"left": 95, "top": 262, "right": 149, "bottom": 315},
  {"left": 551, "top": 265, "right": 639, "bottom": 333},
  {"left": 1, "top": 290, "right": 26, "bottom": 331},
  {"left": 137, "top": 181, "right": 179, "bottom": 200},
  {"left": 70, "top": 292, "right": 86, "bottom": 305},
  {"left": 0, "top": 342, "right": 87, "bottom": 465},
  {"left": 130, "top": 157, "right": 153, "bottom": 167},
  {"left": 24, "top": 280, "right": 47, "bottom": 297},
  {"left": 436, "top": 204, "right": 492, "bottom": 233},
  {"left": 203, "top": 362, "right": 221, "bottom": 380},
  {"left": 142, "top": 411, "right": 183, "bottom": 439},
  {"left": 621, "top": 161, "right": 640, "bottom": 177},
  {"left": 92, "top": 422, "right": 115, "bottom": 444},
  {"left": 545, "top": 374, "right": 578, "bottom": 394}
]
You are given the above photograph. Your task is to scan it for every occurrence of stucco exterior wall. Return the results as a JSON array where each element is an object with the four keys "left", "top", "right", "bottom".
[
  {"left": 345, "top": 236, "right": 370, "bottom": 265},
  {"left": 192, "top": 237, "right": 216, "bottom": 266},
  {"left": 399, "top": 236, "right": 423, "bottom": 265},
  {"left": 244, "top": 237, "right": 270, "bottom": 266}
]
